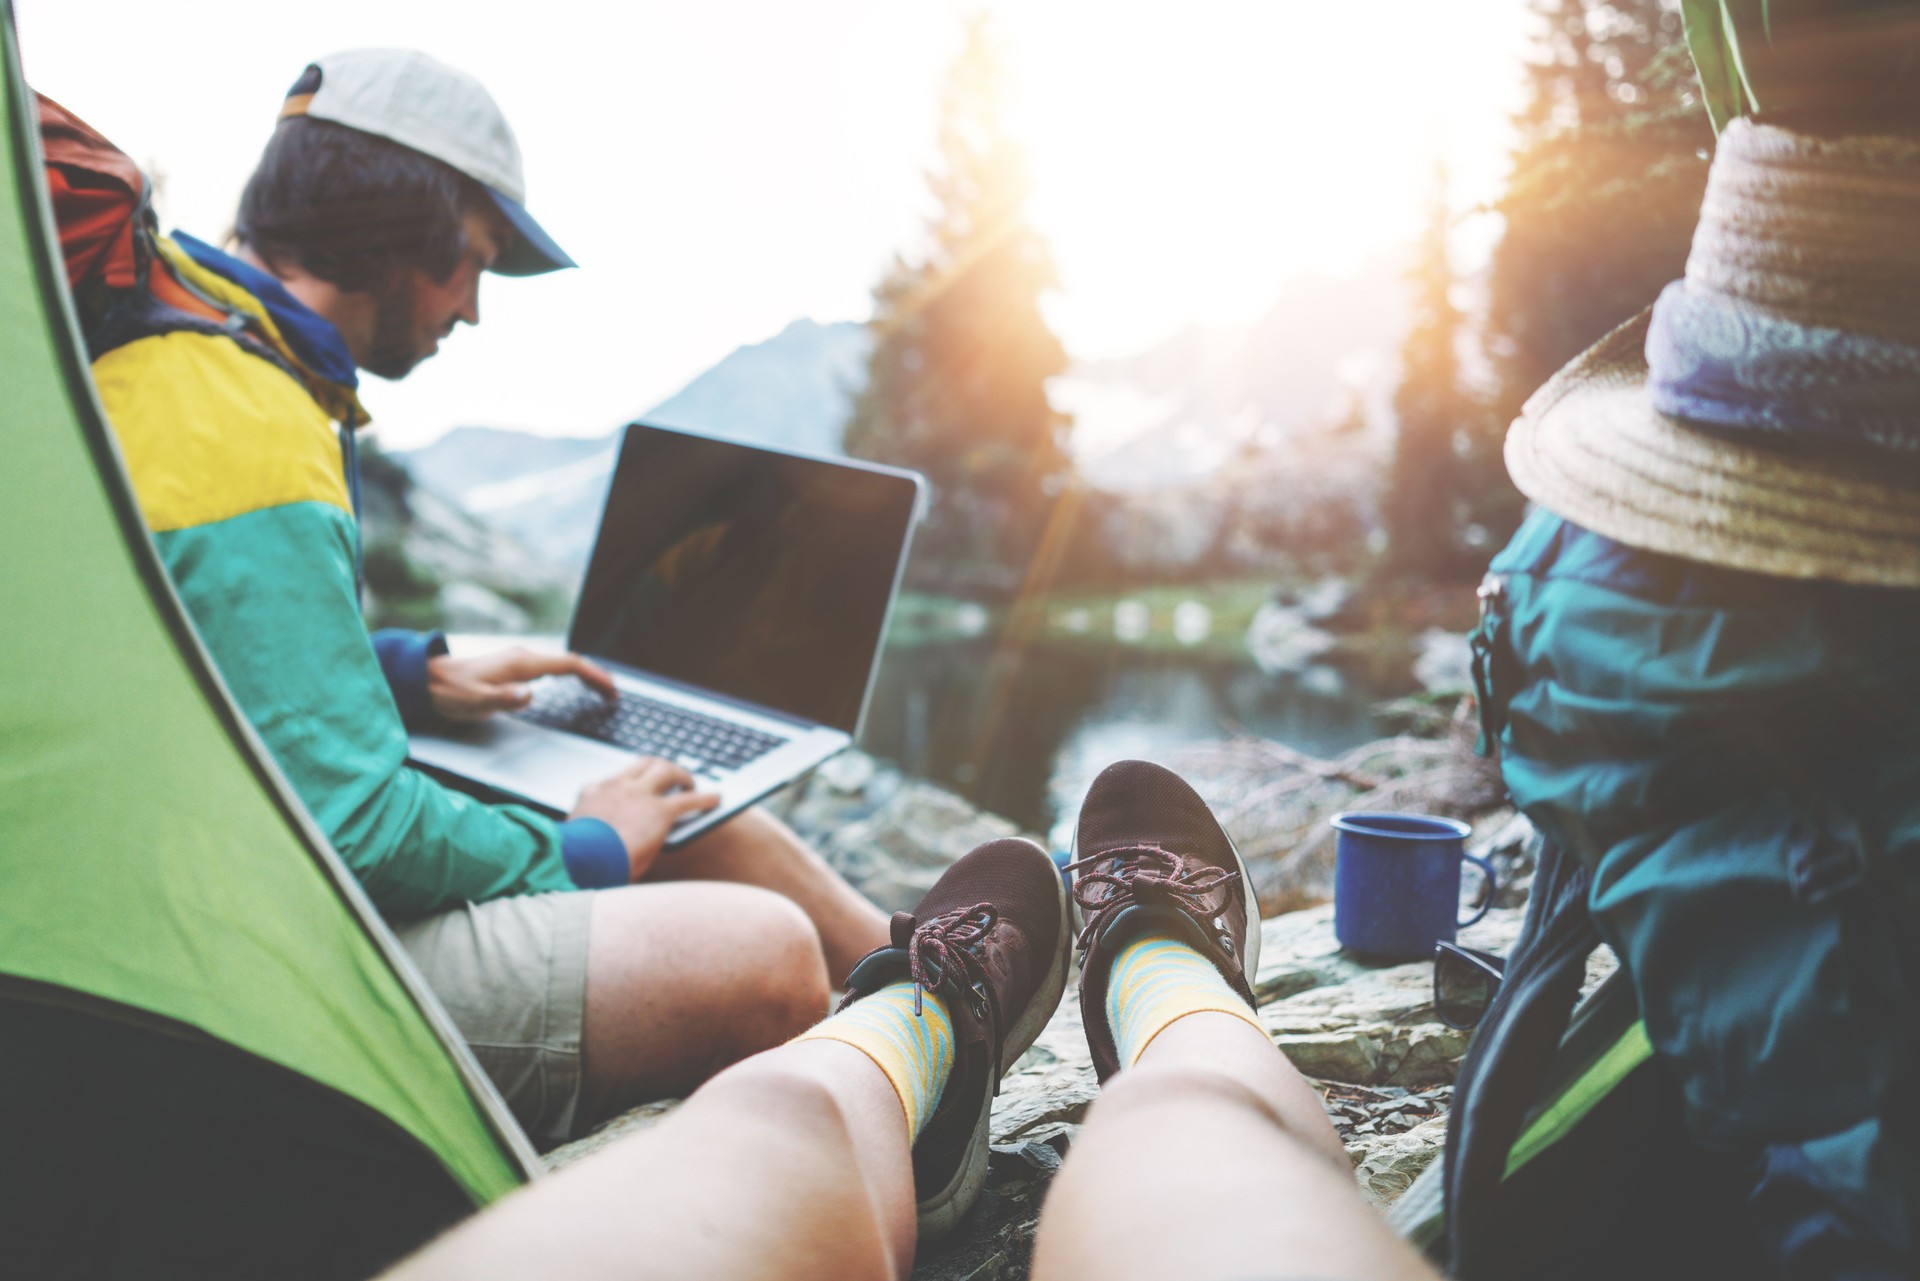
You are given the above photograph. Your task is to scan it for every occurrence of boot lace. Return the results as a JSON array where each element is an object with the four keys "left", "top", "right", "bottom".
[
  {"left": 906, "top": 903, "right": 997, "bottom": 1017},
  {"left": 1062, "top": 843, "right": 1238, "bottom": 951}
]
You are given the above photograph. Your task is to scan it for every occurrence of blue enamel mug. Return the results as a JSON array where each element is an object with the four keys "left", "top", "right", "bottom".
[{"left": 1330, "top": 812, "right": 1495, "bottom": 961}]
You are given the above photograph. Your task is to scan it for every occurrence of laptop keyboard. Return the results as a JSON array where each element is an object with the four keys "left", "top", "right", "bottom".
[{"left": 518, "top": 680, "right": 789, "bottom": 775}]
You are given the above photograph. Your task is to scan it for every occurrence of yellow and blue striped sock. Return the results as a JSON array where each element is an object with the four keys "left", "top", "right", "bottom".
[
  {"left": 795, "top": 982, "right": 955, "bottom": 1140},
  {"left": 1106, "top": 928, "right": 1263, "bottom": 1069}
]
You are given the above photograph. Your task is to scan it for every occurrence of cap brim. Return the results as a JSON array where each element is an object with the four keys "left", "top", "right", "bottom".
[{"left": 485, "top": 188, "right": 575, "bottom": 276}]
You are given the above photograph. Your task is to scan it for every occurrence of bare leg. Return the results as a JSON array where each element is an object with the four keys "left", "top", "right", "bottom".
[
  {"left": 577, "top": 881, "right": 832, "bottom": 1126},
  {"left": 1032, "top": 1011, "right": 1441, "bottom": 1281},
  {"left": 390, "top": 1040, "right": 916, "bottom": 1281},
  {"left": 649, "top": 806, "right": 890, "bottom": 984}
]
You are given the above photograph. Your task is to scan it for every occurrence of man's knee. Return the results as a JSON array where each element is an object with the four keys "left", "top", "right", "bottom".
[
  {"left": 718, "top": 804, "right": 786, "bottom": 845},
  {"left": 676, "top": 805, "right": 807, "bottom": 867},
  {"left": 731, "top": 888, "right": 833, "bottom": 1040},
  {"left": 589, "top": 882, "right": 829, "bottom": 1045}
]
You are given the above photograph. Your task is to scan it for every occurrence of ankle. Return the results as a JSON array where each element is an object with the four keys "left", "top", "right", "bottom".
[
  {"left": 793, "top": 980, "right": 956, "bottom": 1141},
  {"left": 1103, "top": 926, "right": 1263, "bottom": 1071}
]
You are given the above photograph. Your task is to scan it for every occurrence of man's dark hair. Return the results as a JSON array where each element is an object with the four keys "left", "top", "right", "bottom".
[{"left": 235, "top": 115, "right": 491, "bottom": 294}]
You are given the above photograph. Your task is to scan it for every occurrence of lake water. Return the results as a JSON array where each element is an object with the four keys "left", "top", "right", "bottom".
[{"left": 857, "top": 640, "right": 1397, "bottom": 846}]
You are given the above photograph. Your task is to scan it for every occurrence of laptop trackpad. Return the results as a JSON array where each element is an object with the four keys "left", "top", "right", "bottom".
[
  {"left": 492, "top": 730, "right": 637, "bottom": 806},
  {"left": 414, "top": 719, "right": 636, "bottom": 812}
]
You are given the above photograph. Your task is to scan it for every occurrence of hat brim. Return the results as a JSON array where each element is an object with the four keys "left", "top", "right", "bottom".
[
  {"left": 1505, "top": 308, "right": 1920, "bottom": 587},
  {"left": 484, "top": 188, "right": 575, "bottom": 276}
]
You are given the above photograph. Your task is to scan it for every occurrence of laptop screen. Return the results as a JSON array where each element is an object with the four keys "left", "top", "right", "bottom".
[{"left": 568, "top": 423, "right": 921, "bottom": 734}]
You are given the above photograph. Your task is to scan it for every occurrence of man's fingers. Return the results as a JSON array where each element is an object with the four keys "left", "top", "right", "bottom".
[
  {"left": 621, "top": 759, "right": 698, "bottom": 796},
  {"left": 629, "top": 756, "right": 673, "bottom": 783},
  {"left": 567, "top": 655, "right": 619, "bottom": 700},
  {"left": 489, "top": 649, "right": 618, "bottom": 701},
  {"left": 670, "top": 790, "right": 723, "bottom": 816},
  {"left": 652, "top": 763, "right": 697, "bottom": 794},
  {"left": 487, "top": 682, "right": 532, "bottom": 712},
  {"left": 495, "top": 648, "right": 586, "bottom": 682},
  {"left": 592, "top": 758, "right": 658, "bottom": 792}
]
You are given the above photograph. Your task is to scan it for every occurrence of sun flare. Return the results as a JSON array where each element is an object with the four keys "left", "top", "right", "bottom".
[{"left": 992, "top": 0, "right": 1531, "bottom": 358}]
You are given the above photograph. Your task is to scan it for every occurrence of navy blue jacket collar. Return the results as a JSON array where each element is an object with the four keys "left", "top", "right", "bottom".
[{"left": 171, "top": 232, "right": 359, "bottom": 391}]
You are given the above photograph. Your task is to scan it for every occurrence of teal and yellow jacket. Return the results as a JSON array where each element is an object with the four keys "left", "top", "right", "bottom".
[{"left": 94, "top": 231, "right": 627, "bottom": 916}]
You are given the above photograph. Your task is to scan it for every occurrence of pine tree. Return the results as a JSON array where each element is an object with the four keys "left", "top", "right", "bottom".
[
  {"left": 843, "top": 14, "right": 1071, "bottom": 597},
  {"left": 1386, "top": 168, "right": 1471, "bottom": 580},
  {"left": 1463, "top": 0, "right": 1712, "bottom": 550}
]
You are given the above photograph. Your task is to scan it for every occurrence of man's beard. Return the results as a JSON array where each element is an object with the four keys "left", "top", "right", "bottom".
[{"left": 361, "top": 278, "right": 428, "bottom": 381}]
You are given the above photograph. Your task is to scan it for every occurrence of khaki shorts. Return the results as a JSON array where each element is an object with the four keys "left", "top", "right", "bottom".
[{"left": 391, "top": 890, "right": 594, "bottom": 1149}]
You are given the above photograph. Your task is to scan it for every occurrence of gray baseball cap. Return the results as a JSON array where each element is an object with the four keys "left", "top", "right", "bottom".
[{"left": 280, "top": 48, "right": 575, "bottom": 276}]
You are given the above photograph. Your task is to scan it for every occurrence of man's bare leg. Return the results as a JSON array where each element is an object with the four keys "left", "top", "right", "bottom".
[
  {"left": 1032, "top": 1010, "right": 1440, "bottom": 1281},
  {"left": 648, "top": 807, "right": 890, "bottom": 983},
  {"left": 576, "top": 881, "right": 832, "bottom": 1126},
  {"left": 389, "top": 1040, "right": 916, "bottom": 1281}
]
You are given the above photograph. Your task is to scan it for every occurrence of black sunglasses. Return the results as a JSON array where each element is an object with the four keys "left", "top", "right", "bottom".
[{"left": 1433, "top": 941, "right": 1506, "bottom": 1030}]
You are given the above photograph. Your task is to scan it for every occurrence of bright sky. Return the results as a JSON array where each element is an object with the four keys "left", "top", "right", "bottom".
[{"left": 16, "top": 0, "right": 1530, "bottom": 448}]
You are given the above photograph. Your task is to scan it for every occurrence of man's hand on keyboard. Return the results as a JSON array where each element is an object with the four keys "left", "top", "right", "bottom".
[
  {"left": 426, "top": 647, "right": 617, "bottom": 722},
  {"left": 568, "top": 757, "right": 722, "bottom": 880}
]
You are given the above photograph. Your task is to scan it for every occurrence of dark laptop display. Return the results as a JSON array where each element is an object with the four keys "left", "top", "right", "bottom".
[{"left": 568, "top": 423, "right": 921, "bottom": 735}]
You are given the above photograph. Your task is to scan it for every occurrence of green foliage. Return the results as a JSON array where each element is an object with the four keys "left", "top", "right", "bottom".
[
  {"left": 1385, "top": 168, "right": 1474, "bottom": 582},
  {"left": 491, "top": 584, "right": 573, "bottom": 633},
  {"left": 355, "top": 437, "right": 574, "bottom": 634},
  {"left": 1681, "top": 0, "right": 1920, "bottom": 131},
  {"left": 1380, "top": 1, "right": 1711, "bottom": 589},
  {"left": 1465, "top": 0, "right": 1711, "bottom": 559},
  {"left": 1025, "top": 578, "right": 1290, "bottom": 659},
  {"left": 356, "top": 436, "right": 437, "bottom": 630},
  {"left": 1679, "top": 0, "right": 1754, "bottom": 129},
  {"left": 844, "top": 14, "right": 1071, "bottom": 599},
  {"left": 361, "top": 540, "right": 442, "bottom": 630},
  {"left": 355, "top": 438, "right": 414, "bottom": 521}
]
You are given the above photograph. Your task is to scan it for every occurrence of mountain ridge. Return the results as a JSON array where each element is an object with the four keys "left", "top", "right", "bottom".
[
  {"left": 400, "top": 260, "right": 1412, "bottom": 574},
  {"left": 400, "top": 317, "right": 870, "bottom": 571}
]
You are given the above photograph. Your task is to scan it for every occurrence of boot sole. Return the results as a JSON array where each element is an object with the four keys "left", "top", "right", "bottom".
[
  {"left": 915, "top": 839, "right": 1074, "bottom": 1240},
  {"left": 1230, "top": 828, "right": 1264, "bottom": 978}
]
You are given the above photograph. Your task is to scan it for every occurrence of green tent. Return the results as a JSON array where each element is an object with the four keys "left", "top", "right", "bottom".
[{"left": 0, "top": 6, "right": 538, "bottom": 1276}]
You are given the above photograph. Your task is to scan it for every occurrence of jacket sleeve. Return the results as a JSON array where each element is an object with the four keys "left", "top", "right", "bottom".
[{"left": 155, "top": 501, "right": 583, "bottom": 916}]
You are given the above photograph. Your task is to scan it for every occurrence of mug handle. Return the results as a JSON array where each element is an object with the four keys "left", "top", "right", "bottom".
[{"left": 1457, "top": 851, "right": 1498, "bottom": 928}]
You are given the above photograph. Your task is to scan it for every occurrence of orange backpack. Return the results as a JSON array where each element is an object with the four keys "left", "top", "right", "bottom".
[{"left": 36, "top": 92, "right": 227, "bottom": 339}]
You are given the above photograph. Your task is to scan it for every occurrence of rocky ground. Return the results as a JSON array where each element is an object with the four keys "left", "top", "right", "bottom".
[
  {"left": 548, "top": 744, "right": 1583, "bottom": 1280},
  {"left": 761, "top": 750, "right": 1041, "bottom": 913}
]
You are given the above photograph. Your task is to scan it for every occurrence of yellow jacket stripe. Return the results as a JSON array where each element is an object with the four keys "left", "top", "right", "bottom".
[
  {"left": 150, "top": 236, "right": 367, "bottom": 427},
  {"left": 92, "top": 329, "right": 351, "bottom": 534}
]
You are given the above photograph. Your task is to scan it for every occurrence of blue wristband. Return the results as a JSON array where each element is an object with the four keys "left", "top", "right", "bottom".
[
  {"left": 372, "top": 628, "right": 449, "bottom": 731},
  {"left": 559, "top": 817, "right": 629, "bottom": 889}
]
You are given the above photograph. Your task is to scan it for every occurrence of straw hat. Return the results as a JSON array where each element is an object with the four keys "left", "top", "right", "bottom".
[{"left": 1504, "top": 119, "right": 1920, "bottom": 586}]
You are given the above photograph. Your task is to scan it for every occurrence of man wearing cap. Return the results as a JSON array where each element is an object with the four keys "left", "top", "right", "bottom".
[{"left": 93, "top": 48, "right": 889, "bottom": 1147}]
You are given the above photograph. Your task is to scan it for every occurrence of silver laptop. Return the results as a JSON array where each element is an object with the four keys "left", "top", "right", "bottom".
[{"left": 408, "top": 421, "right": 923, "bottom": 844}]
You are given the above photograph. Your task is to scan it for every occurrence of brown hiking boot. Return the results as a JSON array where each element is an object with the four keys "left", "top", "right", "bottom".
[
  {"left": 837, "top": 836, "right": 1071, "bottom": 1239},
  {"left": 1068, "top": 759, "right": 1263, "bottom": 1081}
]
